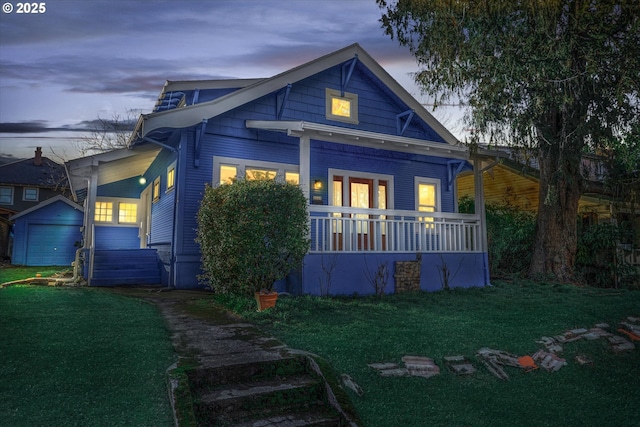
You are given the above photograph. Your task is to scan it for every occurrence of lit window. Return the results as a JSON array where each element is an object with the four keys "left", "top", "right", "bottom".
[
  {"left": 118, "top": 203, "right": 137, "bottom": 224},
  {"left": 246, "top": 168, "right": 277, "bottom": 180},
  {"left": 416, "top": 178, "right": 440, "bottom": 225},
  {"left": 0, "top": 187, "right": 14, "bottom": 204},
  {"left": 23, "top": 187, "right": 39, "bottom": 201},
  {"left": 220, "top": 165, "right": 237, "bottom": 184},
  {"left": 167, "top": 167, "right": 175, "bottom": 191},
  {"left": 152, "top": 177, "right": 161, "bottom": 202},
  {"left": 95, "top": 202, "right": 113, "bottom": 222},
  {"left": 326, "top": 88, "right": 358, "bottom": 124},
  {"left": 285, "top": 172, "right": 299, "bottom": 185}
]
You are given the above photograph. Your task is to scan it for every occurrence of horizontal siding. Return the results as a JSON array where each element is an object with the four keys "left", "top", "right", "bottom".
[
  {"left": 94, "top": 226, "right": 139, "bottom": 249},
  {"left": 146, "top": 149, "right": 178, "bottom": 245}
]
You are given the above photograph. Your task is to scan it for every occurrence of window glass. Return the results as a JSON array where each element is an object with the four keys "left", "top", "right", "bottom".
[
  {"left": 246, "top": 168, "right": 277, "bottom": 180},
  {"left": 95, "top": 201, "right": 113, "bottom": 222},
  {"left": 152, "top": 177, "right": 161, "bottom": 201},
  {"left": 24, "top": 188, "right": 38, "bottom": 201},
  {"left": 118, "top": 203, "right": 137, "bottom": 224},
  {"left": 331, "top": 97, "right": 351, "bottom": 118},
  {"left": 220, "top": 165, "right": 237, "bottom": 184},
  {"left": 167, "top": 167, "right": 175, "bottom": 190},
  {"left": 418, "top": 183, "right": 436, "bottom": 212},
  {"left": 285, "top": 172, "right": 299, "bottom": 185},
  {"left": 0, "top": 187, "right": 13, "bottom": 204}
]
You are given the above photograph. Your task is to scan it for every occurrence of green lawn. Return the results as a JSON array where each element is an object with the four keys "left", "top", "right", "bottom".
[
  {"left": 0, "top": 285, "right": 175, "bottom": 427},
  {"left": 0, "top": 265, "right": 70, "bottom": 284},
  {"left": 216, "top": 280, "right": 640, "bottom": 427}
]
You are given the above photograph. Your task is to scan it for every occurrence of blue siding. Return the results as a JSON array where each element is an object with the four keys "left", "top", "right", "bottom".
[
  {"left": 94, "top": 226, "right": 139, "bottom": 249},
  {"left": 12, "top": 200, "right": 83, "bottom": 266},
  {"left": 143, "top": 148, "right": 178, "bottom": 246},
  {"left": 302, "top": 253, "right": 489, "bottom": 296}
]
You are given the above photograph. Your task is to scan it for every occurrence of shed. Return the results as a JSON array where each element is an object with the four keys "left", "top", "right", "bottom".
[{"left": 11, "top": 195, "right": 83, "bottom": 266}]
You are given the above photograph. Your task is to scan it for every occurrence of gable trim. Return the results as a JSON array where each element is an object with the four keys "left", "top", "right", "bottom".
[
  {"left": 10, "top": 195, "right": 83, "bottom": 221},
  {"left": 131, "top": 43, "right": 460, "bottom": 147}
]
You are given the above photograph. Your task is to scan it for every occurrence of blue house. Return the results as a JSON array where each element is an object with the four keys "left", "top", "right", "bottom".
[
  {"left": 10, "top": 195, "right": 83, "bottom": 266},
  {"left": 66, "top": 44, "right": 497, "bottom": 294}
]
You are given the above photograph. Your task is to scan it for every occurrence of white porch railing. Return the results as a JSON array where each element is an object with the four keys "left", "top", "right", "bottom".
[{"left": 309, "top": 205, "right": 483, "bottom": 253}]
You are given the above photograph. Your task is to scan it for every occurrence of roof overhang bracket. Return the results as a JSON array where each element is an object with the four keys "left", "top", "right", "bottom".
[
  {"left": 447, "top": 160, "right": 466, "bottom": 192},
  {"left": 276, "top": 84, "right": 292, "bottom": 120},
  {"left": 194, "top": 119, "right": 208, "bottom": 168},
  {"left": 396, "top": 110, "right": 415, "bottom": 136},
  {"left": 341, "top": 55, "right": 358, "bottom": 95}
]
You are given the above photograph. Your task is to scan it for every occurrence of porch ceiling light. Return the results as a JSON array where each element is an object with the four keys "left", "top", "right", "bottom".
[{"left": 139, "top": 176, "right": 147, "bottom": 185}]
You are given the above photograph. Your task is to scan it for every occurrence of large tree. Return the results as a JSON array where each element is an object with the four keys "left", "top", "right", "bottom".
[{"left": 378, "top": 0, "right": 640, "bottom": 281}]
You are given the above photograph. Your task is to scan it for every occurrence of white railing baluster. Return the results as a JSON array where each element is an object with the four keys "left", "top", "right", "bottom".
[{"left": 308, "top": 206, "right": 482, "bottom": 254}]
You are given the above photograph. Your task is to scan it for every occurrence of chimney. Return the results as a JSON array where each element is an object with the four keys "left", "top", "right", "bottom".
[{"left": 34, "top": 147, "right": 42, "bottom": 166}]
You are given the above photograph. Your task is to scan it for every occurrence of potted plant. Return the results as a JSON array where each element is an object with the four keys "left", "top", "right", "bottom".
[{"left": 196, "top": 177, "right": 309, "bottom": 310}]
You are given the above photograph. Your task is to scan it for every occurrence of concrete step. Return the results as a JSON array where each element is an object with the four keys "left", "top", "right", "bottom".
[
  {"left": 193, "top": 374, "right": 329, "bottom": 425},
  {"left": 230, "top": 409, "right": 341, "bottom": 427}
]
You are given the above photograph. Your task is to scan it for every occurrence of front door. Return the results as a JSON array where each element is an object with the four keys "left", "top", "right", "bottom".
[{"left": 349, "top": 178, "right": 373, "bottom": 250}]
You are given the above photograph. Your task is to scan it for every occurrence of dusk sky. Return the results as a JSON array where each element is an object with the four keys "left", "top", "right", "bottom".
[{"left": 0, "top": 0, "right": 466, "bottom": 161}]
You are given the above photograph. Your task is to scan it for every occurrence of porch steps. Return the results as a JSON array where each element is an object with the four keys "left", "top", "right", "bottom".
[
  {"left": 187, "top": 357, "right": 343, "bottom": 426},
  {"left": 90, "top": 248, "right": 161, "bottom": 286}
]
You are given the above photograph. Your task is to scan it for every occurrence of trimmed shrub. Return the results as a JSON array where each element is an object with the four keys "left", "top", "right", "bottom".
[{"left": 196, "top": 179, "right": 309, "bottom": 295}]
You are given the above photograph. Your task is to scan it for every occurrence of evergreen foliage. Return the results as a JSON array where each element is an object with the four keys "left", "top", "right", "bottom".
[{"left": 196, "top": 179, "right": 309, "bottom": 295}]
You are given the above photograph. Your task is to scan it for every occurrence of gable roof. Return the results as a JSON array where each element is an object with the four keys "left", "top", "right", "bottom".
[
  {"left": 130, "top": 43, "right": 460, "bottom": 147},
  {"left": 0, "top": 156, "right": 68, "bottom": 188},
  {"left": 10, "top": 194, "right": 83, "bottom": 221}
]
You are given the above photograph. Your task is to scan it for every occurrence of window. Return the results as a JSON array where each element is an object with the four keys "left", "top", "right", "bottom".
[
  {"left": 246, "top": 168, "right": 277, "bottom": 180},
  {"left": 166, "top": 165, "right": 175, "bottom": 191},
  {"left": 152, "top": 177, "right": 161, "bottom": 202},
  {"left": 415, "top": 177, "right": 441, "bottom": 224},
  {"left": 95, "top": 201, "right": 113, "bottom": 222},
  {"left": 285, "top": 172, "right": 299, "bottom": 185},
  {"left": 214, "top": 157, "right": 299, "bottom": 186},
  {"left": 0, "top": 187, "right": 13, "bottom": 204},
  {"left": 23, "top": 187, "right": 39, "bottom": 201},
  {"left": 220, "top": 165, "right": 238, "bottom": 185},
  {"left": 118, "top": 203, "right": 138, "bottom": 224},
  {"left": 325, "top": 88, "right": 358, "bottom": 124},
  {"left": 94, "top": 199, "right": 139, "bottom": 225}
]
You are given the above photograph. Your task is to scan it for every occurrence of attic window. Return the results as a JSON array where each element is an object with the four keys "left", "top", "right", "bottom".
[{"left": 326, "top": 89, "right": 358, "bottom": 124}]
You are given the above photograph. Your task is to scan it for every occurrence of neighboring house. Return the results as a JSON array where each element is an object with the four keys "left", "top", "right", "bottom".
[
  {"left": 456, "top": 151, "right": 640, "bottom": 264},
  {"left": 0, "top": 147, "right": 71, "bottom": 262},
  {"left": 10, "top": 195, "right": 83, "bottom": 266},
  {"left": 66, "top": 44, "right": 499, "bottom": 294}
]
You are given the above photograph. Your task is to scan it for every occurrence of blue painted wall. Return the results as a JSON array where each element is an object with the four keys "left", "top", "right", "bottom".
[
  {"left": 94, "top": 226, "right": 139, "bottom": 249},
  {"left": 302, "top": 252, "right": 489, "bottom": 296},
  {"left": 12, "top": 200, "right": 83, "bottom": 266}
]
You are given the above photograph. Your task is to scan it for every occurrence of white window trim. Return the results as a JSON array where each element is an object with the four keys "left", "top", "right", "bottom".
[
  {"left": 166, "top": 161, "right": 176, "bottom": 193},
  {"left": 0, "top": 186, "right": 14, "bottom": 205},
  {"left": 213, "top": 156, "right": 299, "bottom": 185},
  {"left": 414, "top": 176, "right": 441, "bottom": 212},
  {"left": 325, "top": 88, "right": 359, "bottom": 124},
  {"left": 328, "top": 168, "right": 394, "bottom": 210},
  {"left": 94, "top": 197, "right": 140, "bottom": 227},
  {"left": 23, "top": 187, "right": 39, "bottom": 202}
]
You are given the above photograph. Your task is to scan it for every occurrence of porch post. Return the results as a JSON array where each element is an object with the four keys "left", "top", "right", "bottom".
[
  {"left": 473, "top": 158, "right": 488, "bottom": 252},
  {"left": 85, "top": 164, "right": 98, "bottom": 286},
  {"left": 299, "top": 135, "right": 310, "bottom": 200}
]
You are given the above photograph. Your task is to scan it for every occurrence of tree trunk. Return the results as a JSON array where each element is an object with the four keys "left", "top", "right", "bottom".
[{"left": 528, "top": 139, "right": 583, "bottom": 282}]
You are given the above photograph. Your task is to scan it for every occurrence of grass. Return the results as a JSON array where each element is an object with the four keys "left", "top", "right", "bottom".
[
  {"left": 0, "top": 265, "right": 70, "bottom": 284},
  {"left": 212, "top": 280, "right": 640, "bottom": 427},
  {"left": 0, "top": 284, "right": 176, "bottom": 427}
]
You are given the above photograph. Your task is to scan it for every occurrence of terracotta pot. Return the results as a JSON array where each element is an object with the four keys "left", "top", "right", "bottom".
[{"left": 255, "top": 291, "right": 278, "bottom": 311}]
